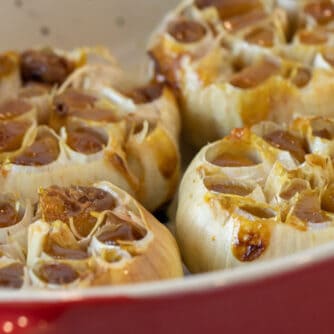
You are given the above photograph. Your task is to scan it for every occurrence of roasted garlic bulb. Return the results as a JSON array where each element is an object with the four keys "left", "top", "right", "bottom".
[
  {"left": 148, "top": 0, "right": 334, "bottom": 147},
  {"left": 29, "top": 183, "right": 182, "bottom": 288},
  {"left": 176, "top": 117, "right": 334, "bottom": 273},
  {"left": 0, "top": 47, "right": 180, "bottom": 211},
  {"left": 0, "top": 183, "right": 182, "bottom": 289},
  {"left": 0, "top": 45, "right": 182, "bottom": 289}
]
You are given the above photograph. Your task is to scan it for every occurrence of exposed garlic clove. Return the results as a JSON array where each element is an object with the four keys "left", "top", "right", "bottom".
[
  {"left": 176, "top": 117, "right": 334, "bottom": 273},
  {"left": 148, "top": 0, "right": 334, "bottom": 148}
]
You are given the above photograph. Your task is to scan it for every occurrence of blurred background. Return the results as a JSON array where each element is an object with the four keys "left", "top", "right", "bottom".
[{"left": 0, "top": 0, "right": 180, "bottom": 71}]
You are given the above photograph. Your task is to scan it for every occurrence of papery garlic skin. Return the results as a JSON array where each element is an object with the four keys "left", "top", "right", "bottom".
[{"left": 177, "top": 117, "right": 334, "bottom": 273}]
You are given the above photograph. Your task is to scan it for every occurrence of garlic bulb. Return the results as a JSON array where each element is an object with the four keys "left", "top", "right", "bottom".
[
  {"left": 27, "top": 182, "right": 182, "bottom": 288},
  {"left": 176, "top": 117, "right": 334, "bottom": 273},
  {"left": 148, "top": 0, "right": 334, "bottom": 148},
  {"left": 0, "top": 46, "right": 129, "bottom": 123}
]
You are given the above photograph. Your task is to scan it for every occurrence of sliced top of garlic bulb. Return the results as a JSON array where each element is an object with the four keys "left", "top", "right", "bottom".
[
  {"left": 177, "top": 116, "right": 334, "bottom": 273},
  {"left": 148, "top": 0, "right": 334, "bottom": 148},
  {"left": 26, "top": 182, "right": 182, "bottom": 289}
]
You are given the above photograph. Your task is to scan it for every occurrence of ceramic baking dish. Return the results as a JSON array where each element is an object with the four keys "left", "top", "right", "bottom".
[{"left": 0, "top": 1, "right": 334, "bottom": 333}]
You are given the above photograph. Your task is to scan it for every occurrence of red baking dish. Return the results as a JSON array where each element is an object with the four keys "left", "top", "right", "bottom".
[
  {"left": 1, "top": 0, "right": 334, "bottom": 333},
  {"left": 1, "top": 243, "right": 334, "bottom": 334}
]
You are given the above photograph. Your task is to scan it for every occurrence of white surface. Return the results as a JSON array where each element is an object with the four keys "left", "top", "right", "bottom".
[{"left": 0, "top": 0, "right": 179, "bottom": 71}]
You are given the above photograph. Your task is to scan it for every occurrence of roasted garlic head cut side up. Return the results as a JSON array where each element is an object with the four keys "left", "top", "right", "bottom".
[
  {"left": 27, "top": 183, "right": 182, "bottom": 288},
  {"left": 176, "top": 117, "right": 334, "bottom": 273},
  {"left": 148, "top": 0, "right": 334, "bottom": 147},
  {"left": 0, "top": 47, "right": 180, "bottom": 211},
  {"left": 0, "top": 183, "right": 182, "bottom": 289}
]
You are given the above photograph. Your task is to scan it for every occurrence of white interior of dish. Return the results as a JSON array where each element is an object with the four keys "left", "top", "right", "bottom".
[{"left": 1, "top": 0, "right": 334, "bottom": 299}]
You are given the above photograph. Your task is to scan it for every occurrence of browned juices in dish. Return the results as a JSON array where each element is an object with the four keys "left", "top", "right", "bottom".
[
  {"left": 298, "top": 30, "right": 328, "bottom": 44},
  {"left": 206, "top": 181, "right": 253, "bottom": 196},
  {"left": 0, "top": 99, "right": 32, "bottom": 120},
  {"left": 263, "top": 130, "right": 306, "bottom": 162},
  {"left": 20, "top": 49, "right": 74, "bottom": 85},
  {"left": 0, "top": 263, "right": 24, "bottom": 289},
  {"left": 97, "top": 213, "right": 147, "bottom": 245},
  {"left": 0, "top": 202, "right": 21, "bottom": 228},
  {"left": 53, "top": 90, "right": 118, "bottom": 123},
  {"left": 39, "top": 186, "right": 116, "bottom": 237},
  {"left": 12, "top": 133, "right": 60, "bottom": 166},
  {"left": 167, "top": 19, "right": 207, "bottom": 43},
  {"left": 244, "top": 27, "right": 274, "bottom": 47},
  {"left": 67, "top": 128, "right": 107, "bottom": 155},
  {"left": 126, "top": 82, "right": 164, "bottom": 104},
  {"left": 38, "top": 263, "right": 79, "bottom": 285},
  {"left": 211, "top": 152, "right": 258, "bottom": 167},
  {"left": 229, "top": 60, "right": 280, "bottom": 89},
  {"left": 293, "top": 192, "right": 328, "bottom": 223},
  {"left": 290, "top": 67, "right": 311, "bottom": 88},
  {"left": 0, "top": 121, "right": 30, "bottom": 153},
  {"left": 233, "top": 218, "right": 271, "bottom": 262},
  {"left": 304, "top": 1, "right": 334, "bottom": 25}
]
